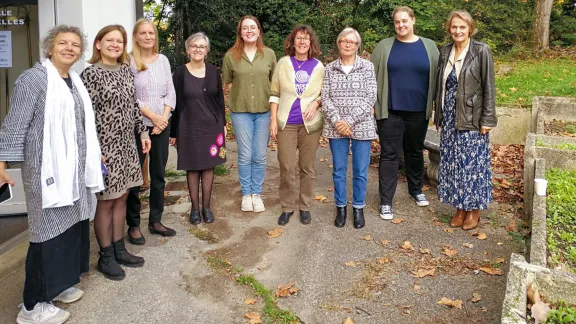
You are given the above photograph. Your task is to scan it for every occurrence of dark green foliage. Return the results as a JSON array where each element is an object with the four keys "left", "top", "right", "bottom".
[
  {"left": 547, "top": 301, "right": 576, "bottom": 324},
  {"left": 148, "top": 0, "right": 572, "bottom": 68}
]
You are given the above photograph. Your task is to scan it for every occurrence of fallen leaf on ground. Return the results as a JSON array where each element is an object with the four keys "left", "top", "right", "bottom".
[
  {"left": 422, "top": 185, "right": 430, "bottom": 191},
  {"left": 361, "top": 234, "right": 373, "bottom": 241},
  {"left": 532, "top": 300, "right": 551, "bottom": 324},
  {"left": 391, "top": 218, "right": 405, "bottom": 224},
  {"left": 328, "top": 164, "right": 333, "bottom": 168},
  {"left": 437, "top": 297, "right": 463, "bottom": 309},
  {"left": 411, "top": 267, "right": 436, "bottom": 278},
  {"left": 442, "top": 247, "right": 459, "bottom": 257},
  {"left": 494, "top": 257, "right": 506, "bottom": 264},
  {"left": 377, "top": 257, "right": 390, "bottom": 264},
  {"left": 313, "top": 194, "right": 328, "bottom": 202},
  {"left": 505, "top": 219, "right": 518, "bottom": 232},
  {"left": 244, "top": 299, "right": 256, "bottom": 305},
  {"left": 401, "top": 241, "right": 415, "bottom": 251},
  {"left": 267, "top": 228, "right": 284, "bottom": 238},
  {"left": 473, "top": 232, "right": 488, "bottom": 240},
  {"left": 419, "top": 248, "right": 431, "bottom": 254},
  {"left": 479, "top": 267, "right": 503, "bottom": 276},
  {"left": 463, "top": 243, "right": 474, "bottom": 249},
  {"left": 327, "top": 188, "right": 334, "bottom": 192},
  {"left": 443, "top": 228, "right": 455, "bottom": 233},
  {"left": 414, "top": 284, "right": 421, "bottom": 291},
  {"left": 471, "top": 293, "right": 482, "bottom": 303},
  {"left": 342, "top": 317, "right": 355, "bottom": 324},
  {"left": 319, "top": 158, "right": 326, "bottom": 162},
  {"left": 509, "top": 87, "right": 518, "bottom": 92},
  {"left": 497, "top": 242, "right": 504, "bottom": 246},
  {"left": 276, "top": 283, "right": 300, "bottom": 297},
  {"left": 403, "top": 309, "right": 411, "bottom": 315},
  {"left": 245, "top": 312, "right": 262, "bottom": 323},
  {"left": 344, "top": 261, "right": 359, "bottom": 267},
  {"left": 380, "top": 240, "right": 390, "bottom": 246}
]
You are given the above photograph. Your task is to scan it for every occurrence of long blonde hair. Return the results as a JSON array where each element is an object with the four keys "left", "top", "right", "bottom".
[{"left": 131, "top": 18, "right": 159, "bottom": 71}]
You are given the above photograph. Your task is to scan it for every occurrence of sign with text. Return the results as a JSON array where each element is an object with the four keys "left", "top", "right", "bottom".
[
  {"left": 0, "top": 10, "right": 25, "bottom": 26},
  {"left": 0, "top": 31, "right": 12, "bottom": 68}
]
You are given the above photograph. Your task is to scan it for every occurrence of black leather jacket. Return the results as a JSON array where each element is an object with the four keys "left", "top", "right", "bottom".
[{"left": 434, "top": 39, "right": 497, "bottom": 131}]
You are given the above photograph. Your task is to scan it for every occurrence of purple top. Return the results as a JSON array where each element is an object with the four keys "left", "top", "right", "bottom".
[{"left": 287, "top": 56, "right": 319, "bottom": 124}]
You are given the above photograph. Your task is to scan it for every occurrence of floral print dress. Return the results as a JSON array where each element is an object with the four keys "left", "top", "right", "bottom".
[{"left": 438, "top": 66, "right": 492, "bottom": 210}]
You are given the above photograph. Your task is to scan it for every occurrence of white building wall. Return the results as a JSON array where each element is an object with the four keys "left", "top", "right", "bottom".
[{"left": 38, "top": 0, "right": 137, "bottom": 72}]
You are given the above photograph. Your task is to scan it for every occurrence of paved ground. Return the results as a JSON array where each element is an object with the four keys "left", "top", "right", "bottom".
[{"left": 0, "top": 141, "right": 524, "bottom": 324}]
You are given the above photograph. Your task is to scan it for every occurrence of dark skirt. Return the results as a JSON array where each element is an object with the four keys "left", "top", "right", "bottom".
[{"left": 23, "top": 219, "right": 90, "bottom": 309}]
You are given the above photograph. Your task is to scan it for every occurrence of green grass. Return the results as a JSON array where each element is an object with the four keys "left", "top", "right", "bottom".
[
  {"left": 546, "top": 169, "right": 576, "bottom": 274},
  {"left": 534, "top": 139, "right": 576, "bottom": 151},
  {"left": 214, "top": 164, "right": 230, "bottom": 176},
  {"left": 188, "top": 228, "right": 219, "bottom": 244},
  {"left": 236, "top": 274, "right": 299, "bottom": 324},
  {"left": 495, "top": 58, "right": 576, "bottom": 107},
  {"left": 165, "top": 169, "right": 186, "bottom": 178}
]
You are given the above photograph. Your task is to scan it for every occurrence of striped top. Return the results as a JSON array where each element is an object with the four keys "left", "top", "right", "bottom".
[
  {"left": 130, "top": 54, "right": 176, "bottom": 127},
  {"left": 0, "top": 63, "right": 91, "bottom": 243}
]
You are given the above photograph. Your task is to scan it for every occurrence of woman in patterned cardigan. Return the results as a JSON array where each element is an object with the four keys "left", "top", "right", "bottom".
[{"left": 322, "top": 28, "right": 378, "bottom": 229}]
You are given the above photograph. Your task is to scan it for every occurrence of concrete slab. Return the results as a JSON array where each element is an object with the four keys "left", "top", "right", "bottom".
[{"left": 0, "top": 141, "right": 525, "bottom": 324}]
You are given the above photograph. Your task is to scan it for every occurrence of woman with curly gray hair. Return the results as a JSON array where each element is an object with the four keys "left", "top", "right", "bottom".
[{"left": 0, "top": 25, "right": 103, "bottom": 324}]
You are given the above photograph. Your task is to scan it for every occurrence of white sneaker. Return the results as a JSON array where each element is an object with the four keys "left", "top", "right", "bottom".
[
  {"left": 53, "top": 286, "right": 84, "bottom": 304},
  {"left": 17, "top": 302, "right": 70, "bottom": 324},
  {"left": 379, "top": 205, "right": 394, "bottom": 220},
  {"left": 252, "top": 194, "right": 265, "bottom": 213},
  {"left": 241, "top": 195, "right": 253, "bottom": 212},
  {"left": 412, "top": 193, "right": 430, "bottom": 207}
]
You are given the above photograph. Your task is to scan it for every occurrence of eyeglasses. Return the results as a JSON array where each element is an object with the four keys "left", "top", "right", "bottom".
[
  {"left": 189, "top": 45, "right": 207, "bottom": 51},
  {"left": 339, "top": 39, "right": 358, "bottom": 46},
  {"left": 241, "top": 26, "right": 258, "bottom": 32},
  {"left": 295, "top": 37, "right": 311, "bottom": 43}
]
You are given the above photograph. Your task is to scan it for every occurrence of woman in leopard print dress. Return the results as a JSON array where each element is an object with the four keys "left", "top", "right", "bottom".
[{"left": 81, "top": 25, "right": 151, "bottom": 281}]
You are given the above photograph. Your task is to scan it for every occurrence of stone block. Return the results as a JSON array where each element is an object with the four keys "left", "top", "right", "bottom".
[
  {"left": 492, "top": 106, "right": 532, "bottom": 145},
  {"left": 532, "top": 96, "right": 576, "bottom": 134}
]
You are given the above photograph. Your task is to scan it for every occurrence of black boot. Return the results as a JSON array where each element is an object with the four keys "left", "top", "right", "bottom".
[
  {"left": 202, "top": 208, "right": 215, "bottom": 223},
  {"left": 353, "top": 208, "right": 365, "bottom": 229},
  {"left": 334, "top": 206, "right": 347, "bottom": 228},
  {"left": 98, "top": 245, "right": 125, "bottom": 281},
  {"left": 189, "top": 209, "right": 201, "bottom": 225},
  {"left": 278, "top": 212, "right": 293, "bottom": 226},
  {"left": 113, "top": 239, "right": 145, "bottom": 268}
]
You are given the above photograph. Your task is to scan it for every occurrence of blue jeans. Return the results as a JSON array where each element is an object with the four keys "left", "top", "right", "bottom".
[
  {"left": 230, "top": 111, "right": 270, "bottom": 196},
  {"left": 329, "top": 138, "right": 372, "bottom": 208}
]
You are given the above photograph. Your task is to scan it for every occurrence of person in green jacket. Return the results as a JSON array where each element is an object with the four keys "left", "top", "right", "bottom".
[{"left": 371, "top": 6, "right": 439, "bottom": 220}]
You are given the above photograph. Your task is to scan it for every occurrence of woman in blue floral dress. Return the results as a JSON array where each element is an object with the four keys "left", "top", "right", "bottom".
[{"left": 434, "top": 10, "right": 497, "bottom": 230}]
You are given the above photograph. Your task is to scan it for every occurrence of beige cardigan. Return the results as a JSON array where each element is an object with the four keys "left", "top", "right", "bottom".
[{"left": 269, "top": 56, "right": 325, "bottom": 133}]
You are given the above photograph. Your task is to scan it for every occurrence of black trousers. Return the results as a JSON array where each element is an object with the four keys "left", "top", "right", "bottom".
[
  {"left": 126, "top": 130, "right": 146, "bottom": 228},
  {"left": 126, "top": 125, "right": 170, "bottom": 227},
  {"left": 377, "top": 110, "right": 428, "bottom": 205}
]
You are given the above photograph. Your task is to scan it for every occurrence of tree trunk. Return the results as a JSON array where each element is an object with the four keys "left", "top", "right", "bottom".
[{"left": 532, "top": 0, "right": 554, "bottom": 50}]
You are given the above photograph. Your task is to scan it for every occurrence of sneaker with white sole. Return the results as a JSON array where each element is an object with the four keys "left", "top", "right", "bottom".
[
  {"left": 53, "top": 286, "right": 84, "bottom": 304},
  {"left": 252, "top": 194, "right": 265, "bottom": 213},
  {"left": 379, "top": 205, "right": 393, "bottom": 220},
  {"left": 412, "top": 193, "right": 430, "bottom": 207},
  {"left": 241, "top": 195, "right": 253, "bottom": 212},
  {"left": 17, "top": 302, "right": 70, "bottom": 324}
]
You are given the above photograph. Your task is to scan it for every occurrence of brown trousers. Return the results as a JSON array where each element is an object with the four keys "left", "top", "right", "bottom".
[{"left": 277, "top": 124, "right": 321, "bottom": 212}]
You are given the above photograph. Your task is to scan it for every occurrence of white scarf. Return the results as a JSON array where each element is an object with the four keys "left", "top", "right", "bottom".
[{"left": 41, "top": 59, "right": 104, "bottom": 209}]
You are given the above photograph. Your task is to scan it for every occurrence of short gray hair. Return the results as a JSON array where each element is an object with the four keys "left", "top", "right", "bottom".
[
  {"left": 41, "top": 25, "right": 87, "bottom": 59},
  {"left": 185, "top": 32, "right": 210, "bottom": 51},
  {"left": 336, "top": 27, "right": 362, "bottom": 50}
]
